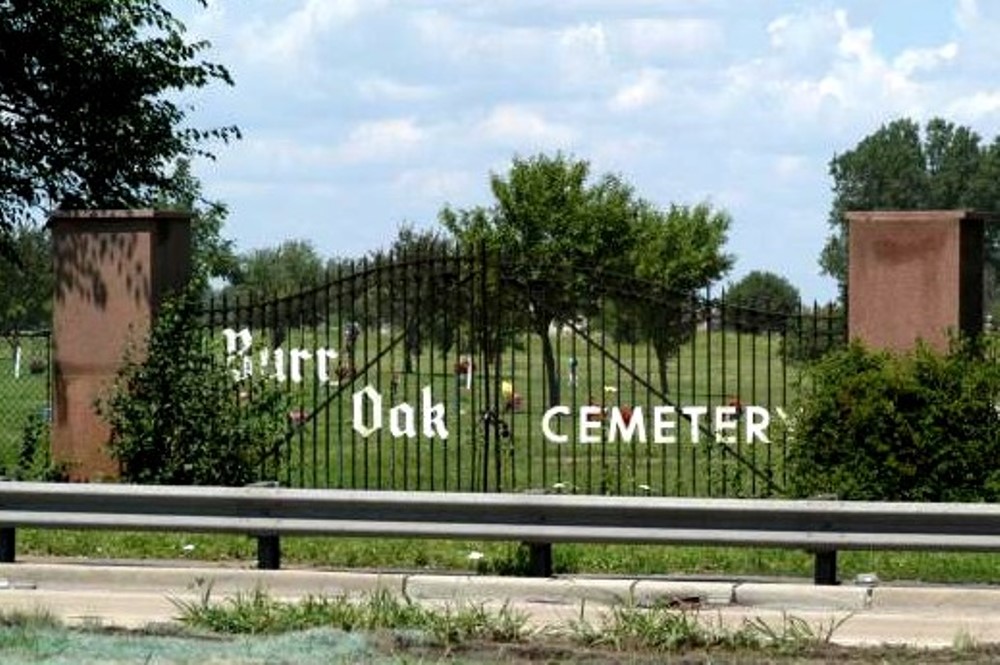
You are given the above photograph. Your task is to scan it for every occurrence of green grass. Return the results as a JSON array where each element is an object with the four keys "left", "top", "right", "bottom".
[
  {"left": 0, "top": 335, "right": 51, "bottom": 474},
  {"left": 228, "top": 323, "right": 803, "bottom": 497},
  {"left": 15, "top": 529, "right": 1000, "bottom": 585}
]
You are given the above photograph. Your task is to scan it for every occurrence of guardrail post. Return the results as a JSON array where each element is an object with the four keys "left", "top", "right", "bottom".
[
  {"left": 0, "top": 528, "right": 14, "bottom": 563},
  {"left": 813, "top": 550, "right": 838, "bottom": 585},
  {"left": 524, "top": 542, "right": 552, "bottom": 577},
  {"left": 257, "top": 535, "right": 281, "bottom": 570}
]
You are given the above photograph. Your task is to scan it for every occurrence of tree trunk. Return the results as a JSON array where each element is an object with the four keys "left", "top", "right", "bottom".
[
  {"left": 653, "top": 337, "right": 671, "bottom": 398},
  {"left": 536, "top": 321, "right": 560, "bottom": 408}
]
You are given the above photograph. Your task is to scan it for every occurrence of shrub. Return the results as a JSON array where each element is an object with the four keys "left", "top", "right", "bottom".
[
  {"left": 99, "top": 288, "right": 289, "bottom": 486},
  {"left": 4, "top": 412, "right": 66, "bottom": 481},
  {"left": 787, "top": 340, "right": 1000, "bottom": 501}
]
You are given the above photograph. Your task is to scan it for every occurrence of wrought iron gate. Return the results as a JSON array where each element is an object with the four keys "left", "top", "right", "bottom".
[{"left": 203, "top": 250, "right": 844, "bottom": 497}]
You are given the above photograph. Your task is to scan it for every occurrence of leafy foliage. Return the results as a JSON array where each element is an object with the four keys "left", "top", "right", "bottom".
[
  {"left": 0, "top": 0, "right": 238, "bottom": 253},
  {"left": 442, "top": 153, "right": 641, "bottom": 406},
  {"left": 628, "top": 202, "right": 733, "bottom": 395},
  {"left": 441, "top": 153, "right": 733, "bottom": 404},
  {"left": 3, "top": 413, "right": 66, "bottom": 481},
  {"left": 100, "top": 288, "right": 288, "bottom": 486},
  {"left": 155, "top": 160, "right": 239, "bottom": 282},
  {"left": 231, "top": 240, "right": 326, "bottom": 296},
  {"left": 787, "top": 341, "right": 1000, "bottom": 501},
  {"left": 725, "top": 270, "right": 800, "bottom": 333},
  {"left": 0, "top": 223, "right": 51, "bottom": 335},
  {"left": 823, "top": 117, "right": 1000, "bottom": 293}
]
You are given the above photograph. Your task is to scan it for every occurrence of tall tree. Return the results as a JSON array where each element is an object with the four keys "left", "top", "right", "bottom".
[
  {"left": 441, "top": 153, "right": 639, "bottom": 407},
  {"left": 725, "top": 270, "right": 800, "bottom": 333},
  {"left": 154, "top": 160, "right": 238, "bottom": 283},
  {"left": 823, "top": 117, "right": 1000, "bottom": 294},
  {"left": 0, "top": 0, "right": 237, "bottom": 256},
  {"left": 0, "top": 223, "right": 52, "bottom": 374},
  {"left": 629, "top": 202, "right": 733, "bottom": 396},
  {"left": 374, "top": 225, "right": 457, "bottom": 372}
]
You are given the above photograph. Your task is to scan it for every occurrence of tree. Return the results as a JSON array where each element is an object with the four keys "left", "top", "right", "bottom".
[
  {"left": 224, "top": 240, "right": 327, "bottom": 349},
  {"left": 629, "top": 202, "right": 733, "bottom": 396},
  {"left": 373, "top": 225, "right": 458, "bottom": 373},
  {"left": 0, "top": 223, "right": 52, "bottom": 375},
  {"left": 154, "top": 160, "right": 238, "bottom": 283},
  {"left": 0, "top": 0, "right": 237, "bottom": 256},
  {"left": 725, "top": 270, "right": 800, "bottom": 333},
  {"left": 231, "top": 240, "right": 326, "bottom": 296},
  {"left": 441, "top": 153, "right": 640, "bottom": 406},
  {"left": 822, "top": 117, "right": 1000, "bottom": 295}
]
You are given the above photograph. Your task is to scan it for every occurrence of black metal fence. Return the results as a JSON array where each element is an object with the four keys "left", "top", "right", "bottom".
[
  {"left": 201, "top": 250, "right": 846, "bottom": 497},
  {"left": 0, "top": 330, "right": 53, "bottom": 475}
]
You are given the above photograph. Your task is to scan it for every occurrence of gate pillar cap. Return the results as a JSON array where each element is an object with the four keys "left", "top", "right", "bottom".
[
  {"left": 47, "top": 209, "right": 190, "bottom": 227},
  {"left": 845, "top": 209, "right": 1000, "bottom": 224}
]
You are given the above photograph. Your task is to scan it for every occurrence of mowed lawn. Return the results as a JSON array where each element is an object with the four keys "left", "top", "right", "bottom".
[
  {"left": 230, "top": 322, "right": 810, "bottom": 498},
  {"left": 0, "top": 324, "right": 814, "bottom": 497},
  {"left": 0, "top": 335, "right": 51, "bottom": 473}
]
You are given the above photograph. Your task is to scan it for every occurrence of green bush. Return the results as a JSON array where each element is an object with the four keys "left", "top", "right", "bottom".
[
  {"left": 787, "top": 340, "right": 1000, "bottom": 501},
  {"left": 4, "top": 413, "right": 66, "bottom": 481},
  {"left": 99, "top": 289, "right": 289, "bottom": 486}
]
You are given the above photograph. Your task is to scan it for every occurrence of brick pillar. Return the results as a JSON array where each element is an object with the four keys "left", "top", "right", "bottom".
[
  {"left": 48, "top": 210, "right": 191, "bottom": 480},
  {"left": 846, "top": 210, "right": 987, "bottom": 353}
]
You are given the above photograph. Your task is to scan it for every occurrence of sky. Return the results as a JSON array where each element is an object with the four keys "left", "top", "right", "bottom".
[{"left": 171, "top": 0, "right": 1000, "bottom": 302}]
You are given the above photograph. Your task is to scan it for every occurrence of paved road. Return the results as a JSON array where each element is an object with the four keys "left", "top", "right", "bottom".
[{"left": 1, "top": 560, "right": 999, "bottom": 648}]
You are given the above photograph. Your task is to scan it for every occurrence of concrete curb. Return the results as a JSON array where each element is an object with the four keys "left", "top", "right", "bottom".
[{"left": 2, "top": 561, "right": 1000, "bottom": 614}]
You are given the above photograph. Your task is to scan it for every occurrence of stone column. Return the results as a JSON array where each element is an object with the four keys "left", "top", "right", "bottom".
[
  {"left": 846, "top": 210, "right": 987, "bottom": 353},
  {"left": 48, "top": 210, "right": 191, "bottom": 480}
]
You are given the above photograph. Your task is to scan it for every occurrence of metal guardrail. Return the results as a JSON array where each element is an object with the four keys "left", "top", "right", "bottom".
[{"left": 2, "top": 482, "right": 999, "bottom": 584}]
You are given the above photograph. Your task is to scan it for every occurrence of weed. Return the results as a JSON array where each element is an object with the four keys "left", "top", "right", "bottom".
[
  {"left": 742, "top": 611, "right": 853, "bottom": 654},
  {"left": 173, "top": 588, "right": 531, "bottom": 647}
]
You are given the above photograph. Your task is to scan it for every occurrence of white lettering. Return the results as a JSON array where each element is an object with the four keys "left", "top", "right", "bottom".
[
  {"left": 541, "top": 406, "right": 570, "bottom": 443},
  {"left": 714, "top": 406, "right": 738, "bottom": 444},
  {"left": 389, "top": 402, "right": 417, "bottom": 438},
  {"left": 223, "top": 327, "right": 253, "bottom": 380},
  {"left": 270, "top": 348, "right": 286, "bottom": 382},
  {"left": 745, "top": 406, "right": 770, "bottom": 443},
  {"left": 290, "top": 349, "right": 312, "bottom": 384},
  {"left": 681, "top": 406, "right": 708, "bottom": 444},
  {"left": 316, "top": 348, "right": 339, "bottom": 383},
  {"left": 579, "top": 406, "right": 603, "bottom": 443},
  {"left": 609, "top": 407, "right": 645, "bottom": 444},
  {"left": 352, "top": 385, "right": 382, "bottom": 438},
  {"left": 652, "top": 406, "right": 676, "bottom": 444},
  {"left": 421, "top": 386, "right": 449, "bottom": 439}
]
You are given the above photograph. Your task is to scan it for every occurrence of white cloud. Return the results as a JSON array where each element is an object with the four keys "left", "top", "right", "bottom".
[
  {"left": 893, "top": 43, "right": 958, "bottom": 76},
  {"left": 609, "top": 69, "right": 665, "bottom": 111},
  {"left": 478, "top": 105, "right": 576, "bottom": 147},
  {"left": 411, "top": 10, "right": 547, "bottom": 65},
  {"left": 956, "top": 0, "right": 980, "bottom": 31},
  {"left": 947, "top": 91, "right": 1000, "bottom": 120},
  {"left": 616, "top": 18, "right": 723, "bottom": 58},
  {"left": 393, "top": 168, "right": 475, "bottom": 203},
  {"left": 357, "top": 77, "right": 438, "bottom": 103},
  {"left": 338, "top": 118, "right": 427, "bottom": 162},
  {"left": 724, "top": 8, "right": 958, "bottom": 123},
  {"left": 773, "top": 154, "right": 808, "bottom": 180},
  {"left": 556, "top": 22, "right": 611, "bottom": 83},
  {"left": 241, "top": 0, "right": 384, "bottom": 66}
]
